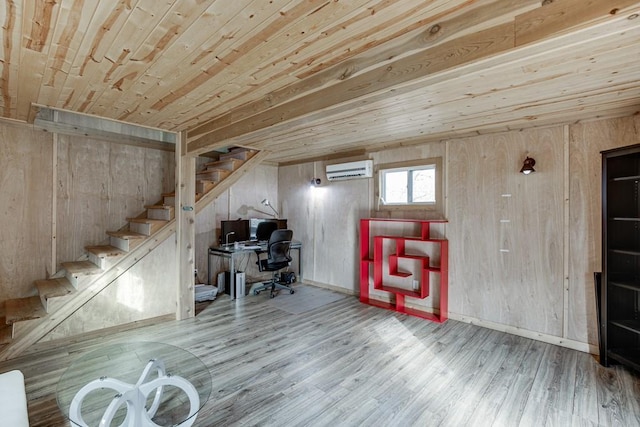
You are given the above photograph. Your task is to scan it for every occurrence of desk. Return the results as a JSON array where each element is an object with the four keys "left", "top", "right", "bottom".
[
  {"left": 208, "top": 241, "right": 302, "bottom": 299},
  {"left": 56, "top": 342, "right": 212, "bottom": 427}
]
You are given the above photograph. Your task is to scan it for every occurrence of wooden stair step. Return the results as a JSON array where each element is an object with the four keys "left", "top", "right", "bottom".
[
  {"left": 107, "top": 229, "right": 147, "bottom": 251},
  {"left": 106, "top": 230, "right": 147, "bottom": 240},
  {"left": 145, "top": 204, "right": 175, "bottom": 220},
  {"left": 85, "top": 245, "right": 126, "bottom": 258},
  {"left": 127, "top": 218, "right": 167, "bottom": 225},
  {"left": 5, "top": 296, "right": 46, "bottom": 324},
  {"left": 61, "top": 261, "right": 102, "bottom": 276},
  {"left": 127, "top": 218, "right": 168, "bottom": 236},
  {"left": 196, "top": 180, "right": 216, "bottom": 194},
  {"left": 34, "top": 277, "right": 75, "bottom": 299},
  {"left": 219, "top": 147, "right": 257, "bottom": 161},
  {"left": 203, "top": 158, "right": 243, "bottom": 171},
  {"left": 34, "top": 278, "right": 76, "bottom": 312},
  {"left": 196, "top": 169, "right": 230, "bottom": 181},
  {"left": 162, "top": 192, "right": 176, "bottom": 205},
  {"left": 145, "top": 204, "right": 173, "bottom": 210}
]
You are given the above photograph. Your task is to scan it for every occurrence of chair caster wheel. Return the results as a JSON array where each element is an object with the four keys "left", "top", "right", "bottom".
[
  {"left": 254, "top": 290, "right": 260, "bottom": 295},
  {"left": 290, "top": 289, "right": 295, "bottom": 294},
  {"left": 269, "top": 293, "right": 275, "bottom": 299}
]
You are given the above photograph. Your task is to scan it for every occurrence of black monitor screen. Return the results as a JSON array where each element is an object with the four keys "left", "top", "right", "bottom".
[
  {"left": 249, "top": 218, "right": 278, "bottom": 240},
  {"left": 220, "top": 220, "right": 249, "bottom": 244}
]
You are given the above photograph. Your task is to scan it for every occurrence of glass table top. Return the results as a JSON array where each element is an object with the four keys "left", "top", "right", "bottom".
[{"left": 56, "top": 341, "right": 212, "bottom": 426}]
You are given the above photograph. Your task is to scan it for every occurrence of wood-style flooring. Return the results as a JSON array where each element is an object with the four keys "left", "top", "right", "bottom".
[{"left": 0, "top": 284, "right": 639, "bottom": 427}]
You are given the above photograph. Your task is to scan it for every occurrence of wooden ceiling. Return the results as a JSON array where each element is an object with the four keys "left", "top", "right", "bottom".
[{"left": 2, "top": 0, "right": 640, "bottom": 163}]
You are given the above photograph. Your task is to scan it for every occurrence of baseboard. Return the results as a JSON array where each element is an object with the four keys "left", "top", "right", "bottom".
[{"left": 448, "top": 312, "right": 598, "bottom": 355}]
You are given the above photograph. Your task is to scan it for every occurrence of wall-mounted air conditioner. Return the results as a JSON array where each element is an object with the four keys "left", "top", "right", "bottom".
[{"left": 326, "top": 160, "right": 373, "bottom": 181}]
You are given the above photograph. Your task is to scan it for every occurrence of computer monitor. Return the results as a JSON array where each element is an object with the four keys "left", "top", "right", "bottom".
[
  {"left": 249, "top": 218, "right": 278, "bottom": 241},
  {"left": 220, "top": 219, "right": 249, "bottom": 244}
]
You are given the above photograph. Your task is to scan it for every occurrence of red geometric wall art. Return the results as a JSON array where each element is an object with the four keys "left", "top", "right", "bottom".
[{"left": 360, "top": 218, "right": 448, "bottom": 323}]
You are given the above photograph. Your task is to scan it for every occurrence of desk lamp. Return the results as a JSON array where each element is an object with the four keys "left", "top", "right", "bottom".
[{"left": 261, "top": 199, "right": 279, "bottom": 218}]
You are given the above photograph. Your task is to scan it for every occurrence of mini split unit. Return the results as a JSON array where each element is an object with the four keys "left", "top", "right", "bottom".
[{"left": 325, "top": 160, "right": 373, "bottom": 181}]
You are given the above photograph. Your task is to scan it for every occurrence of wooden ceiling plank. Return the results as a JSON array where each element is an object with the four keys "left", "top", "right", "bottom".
[
  {"left": 101, "top": 0, "right": 295, "bottom": 122},
  {"left": 515, "top": 0, "right": 640, "bottom": 46},
  {"left": 263, "top": 99, "right": 640, "bottom": 164},
  {"left": 104, "top": 0, "right": 290, "bottom": 123},
  {"left": 0, "top": 0, "right": 23, "bottom": 118},
  {"left": 264, "top": 80, "right": 640, "bottom": 156},
  {"left": 60, "top": 0, "right": 142, "bottom": 112},
  {"left": 141, "top": 0, "right": 387, "bottom": 129},
  {"left": 71, "top": 0, "right": 177, "bottom": 114},
  {"left": 117, "top": 0, "right": 309, "bottom": 127},
  {"left": 253, "top": 75, "right": 640, "bottom": 156},
  {"left": 88, "top": 0, "right": 223, "bottom": 119},
  {"left": 187, "top": 1, "right": 640, "bottom": 157},
  {"left": 147, "top": 0, "right": 475, "bottom": 130},
  {"left": 15, "top": 0, "right": 61, "bottom": 121},
  {"left": 186, "top": 0, "right": 540, "bottom": 140},
  {"left": 214, "top": 43, "right": 640, "bottom": 158},
  {"left": 38, "top": 0, "right": 102, "bottom": 109},
  {"left": 279, "top": 0, "right": 477, "bottom": 80},
  {"left": 347, "top": 36, "right": 640, "bottom": 124},
  {"left": 187, "top": 21, "right": 517, "bottom": 155},
  {"left": 116, "top": 0, "right": 327, "bottom": 123},
  {"left": 53, "top": 0, "right": 131, "bottom": 112}
]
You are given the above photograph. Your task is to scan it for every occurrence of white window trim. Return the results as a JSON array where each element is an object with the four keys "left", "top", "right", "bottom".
[{"left": 375, "top": 157, "right": 443, "bottom": 213}]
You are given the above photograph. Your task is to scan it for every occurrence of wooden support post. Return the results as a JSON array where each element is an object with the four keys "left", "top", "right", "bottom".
[{"left": 176, "top": 131, "right": 196, "bottom": 320}]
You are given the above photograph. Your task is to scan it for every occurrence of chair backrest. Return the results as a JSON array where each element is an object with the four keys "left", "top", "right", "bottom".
[
  {"left": 256, "top": 220, "right": 278, "bottom": 241},
  {"left": 267, "top": 229, "right": 293, "bottom": 265}
]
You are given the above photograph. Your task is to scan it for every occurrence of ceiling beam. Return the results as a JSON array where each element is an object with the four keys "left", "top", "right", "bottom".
[
  {"left": 186, "top": 0, "right": 640, "bottom": 156},
  {"left": 31, "top": 105, "right": 177, "bottom": 151},
  {"left": 186, "top": 0, "right": 541, "bottom": 141}
]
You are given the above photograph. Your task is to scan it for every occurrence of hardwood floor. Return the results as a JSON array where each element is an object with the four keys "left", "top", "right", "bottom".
[{"left": 1, "top": 284, "right": 639, "bottom": 426}]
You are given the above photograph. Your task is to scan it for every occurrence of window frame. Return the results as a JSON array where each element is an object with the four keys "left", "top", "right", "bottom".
[{"left": 375, "top": 157, "right": 443, "bottom": 213}]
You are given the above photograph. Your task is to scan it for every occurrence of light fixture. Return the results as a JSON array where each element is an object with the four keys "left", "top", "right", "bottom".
[
  {"left": 261, "top": 198, "right": 279, "bottom": 218},
  {"left": 310, "top": 178, "right": 321, "bottom": 186},
  {"left": 520, "top": 156, "right": 536, "bottom": 175}
]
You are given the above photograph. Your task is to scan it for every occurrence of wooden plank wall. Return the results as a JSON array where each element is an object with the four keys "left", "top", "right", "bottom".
[
  {"left": 447, "top": 127, "right": 565, "bottom": 338},
  {"left": 0, "top": 122, "right": 53, "bottom": 300},
  {"left": 568, "top": 115, "right": 640, "bottom": 345},
  {"left": 0, "top": 120, "right": 176, "bottom": 336},
  {"left": 278, "top": 115, "right": 640, "bottom": 351},
  {"left": 280, "top": 160, "right": 371, "bottom": 293},
  {"left": 56, "top": 134, "right": 174, "bottom": 266}
]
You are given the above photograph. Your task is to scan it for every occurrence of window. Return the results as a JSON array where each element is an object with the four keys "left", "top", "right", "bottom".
[{"left": 376, "top": 158, "right": 442, "bottom": 212}]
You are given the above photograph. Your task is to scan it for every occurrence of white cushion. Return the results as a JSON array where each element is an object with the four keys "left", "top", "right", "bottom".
[{"left": 0, "top": 370, "right": 29, "bottom": 427}]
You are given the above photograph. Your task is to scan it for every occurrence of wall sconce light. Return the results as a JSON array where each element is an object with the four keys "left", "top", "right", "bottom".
[
  {"left": 261, "top": 198, "right": 279, "bottom": 218},
  {"left": 520, "top": 156, "right": 536, "bottom": 175},
  {"left": 310, "top": 178, "right": 321, "bottom": 186}
]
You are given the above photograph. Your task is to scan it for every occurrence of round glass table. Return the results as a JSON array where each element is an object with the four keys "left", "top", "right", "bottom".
[{"left": 56, "top": 342, "right": 212, "bottom": 427}]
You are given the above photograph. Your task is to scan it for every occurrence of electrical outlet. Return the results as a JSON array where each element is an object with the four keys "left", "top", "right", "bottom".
[{"left": 412, "top": 279, "right": 419, "bottom": 290}]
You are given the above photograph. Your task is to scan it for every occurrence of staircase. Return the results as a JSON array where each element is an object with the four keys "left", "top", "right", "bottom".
[{"left": 0, "top": 147, "right": 267, "bottom": 361}]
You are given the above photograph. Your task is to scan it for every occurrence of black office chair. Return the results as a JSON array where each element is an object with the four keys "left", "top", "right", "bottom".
[{"left": 253, "top": 229, "right": 295, "bottom": 298}]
